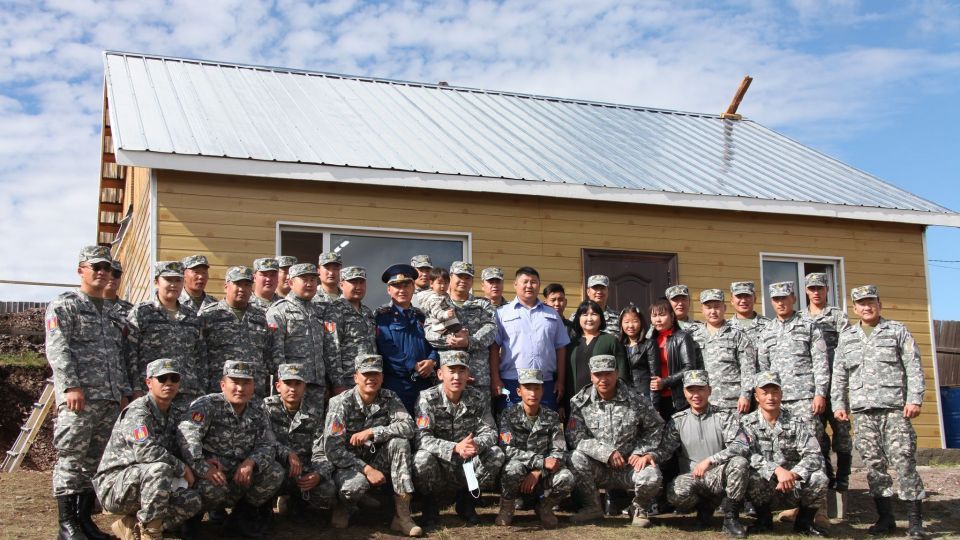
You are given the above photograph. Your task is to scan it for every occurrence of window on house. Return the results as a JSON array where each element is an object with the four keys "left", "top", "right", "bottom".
[
  {"left": 759, "top": 254, "right": 844, "bottom": 316},
  {"left": 279, "top": 223, "right": 470, "bottom": 308}
]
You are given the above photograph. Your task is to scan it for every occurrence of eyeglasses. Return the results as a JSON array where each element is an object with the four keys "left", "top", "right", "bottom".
[
  {"left": 155, "top": 374, "right": 181, "bottom": 384},
  {"left": 85, "top": 263, "right": 112, "bottom": 272}
]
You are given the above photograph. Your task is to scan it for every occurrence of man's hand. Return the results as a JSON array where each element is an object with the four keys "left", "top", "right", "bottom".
[
  {"left": 650, "top": 377, "right": 663, "bottom": 391},
  {"left": 834, "top": 409, "right": 849, "bottom": 422},
  {"left": 692, "top": 458, "right": 712, "bottom": 478},
  {"left": 297, "top": 471, "right": 321, "bottom": 491},
  {"left": 520, "top": 470, "right": 541, "bottom": 494},
  {"left": 288, "top": 452, "right": 302, "bottom": 478},
  {"left": 608, "top": 450, "right": 625, "bottom": 469},
  {"left": 554, "top": 379, "right": 565, "bottom": 400},
  {"left": 903, "top": 404, "right": 921, "bottom": 419},
  {"left": 350, "top": 429, "right": 375, "bottom": 447},
  {"left": 234, "top": 459, "right": 256, "bottom": 487},
  {"left": 544, "top": 457, "right": 560, "bottom": 473},
  {"left": 364, "top": 465, "right": 386, "bottom": 486},
  {"left": 454, "top": 433, "right": 478, "bottom": 460},
  {"left": 65, "top": 388, "right": 85, "bottom": 412},
  {"left": 491, "top": 376, "right": 504, "bottom": 399},
  {"left": 737, "top": 397, "right": 751, "bottom": 414},
  {"left": 183, "top": 466, "right": 196, "bottom": 487},
  {"left": 119, "top": 396, "right": 129, "bottom": 409},
  {"left": 628, "top": 453, "right": 656, "bottom": 472},
  {"left": 203, "top": 458, "right": 225, "bottom": 486},
  {"left": 774, "top": 466, "right": 799, "bottom": 493},
  {"left": 415, "top": 359, "right": 435, "bottom": 378},
  {"left": 446, "top": 329, "right": 469, "bottom": 348},
  {"left": 811, "top": 396, "right": 827, "bottom": 415}
]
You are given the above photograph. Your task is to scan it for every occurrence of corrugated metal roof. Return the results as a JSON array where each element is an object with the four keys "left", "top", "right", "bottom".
[{"left": 103, "top": 51, "right": 954, "bottom": 215}]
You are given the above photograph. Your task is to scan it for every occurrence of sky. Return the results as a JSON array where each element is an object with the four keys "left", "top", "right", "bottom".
[{"left": 1, "top": 0, "right": 958, "bottom": 318}]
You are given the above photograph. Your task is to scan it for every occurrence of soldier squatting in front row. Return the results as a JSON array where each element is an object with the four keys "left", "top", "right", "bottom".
[{"left": 45, "top": 246, "right": 931, "bottom": 539}]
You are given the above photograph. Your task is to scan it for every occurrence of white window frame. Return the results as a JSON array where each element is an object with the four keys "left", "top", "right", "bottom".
[
  {"left": 758, "top": 252, "right": 846, "bottom": 316},
  {"left": 275, "top": 221, "right": 472, "bottom": 261}
]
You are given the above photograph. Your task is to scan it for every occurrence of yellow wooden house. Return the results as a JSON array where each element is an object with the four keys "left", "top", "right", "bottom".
[{"left": 96, "top": 52, "right": 959, "bottom": 448}]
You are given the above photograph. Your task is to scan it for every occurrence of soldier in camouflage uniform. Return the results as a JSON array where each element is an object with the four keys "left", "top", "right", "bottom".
[
  {"left": 267, "top": 263, "right": 343, "bottom": 418},
  {"left": 734, "top": 371, "right": 828, "bottom": 536},
  {"left": 250, "top": 257, "right": 282, "bottom": 310},
  {"left": 126, "top": 261, "right": 206, "bottom": 409},
  {"left": 800, "top": 272, "right": 852, "bottom": 491},
  {"left": 46, "top": 246, "right": 131, "bottom": 540},
  {"left": 413, "top": 350, "right": 505, "bottom": 527},
  {"left": 322, "top": 266, "right": 377, "bottom": 389},
  {"left": 495, "top": 368, "right": 574, "bottom": 529},
  {"left": 104, "top": 259, "right": 134, "bottom": 317},
  {"left": 727, "top": 281, "right": 771, "bottom": 349},
  {"left": 481, "top": 266, "right": 508, "bottom": 308},
  {"left": 667, "top": 284, "right": 705, "bottom": 334},
  {"left": 576, "top": 275, "right": 620, "bottom": 337},
  {"left": 94, "top": 359, "right": 201, "bottom": 540},
  {"left": 199, "top": 266, "right": 276, "bottom": 397},
  {"left": 179, "top": 255, "right": 217, "bottom": 313},
  {"left": 689, "top": 289, "right": 756, "bottom": 414},
  {"left": 178, "top": 360, "right": 285, "bottom": 538},
  {"left": 832, "top": 285, "right": 926, "bottom": 539},
  {"left": 655, "top": 370, "right": 748, "bottom": 537},
  {"left": 263, "top": 364, "right": 336, "bottom": 520},
  {"left": 324, "top": 354, "right": 422, "bottom": 536},
  {"left": 410, "top": 254, "right": 433, "bottom": 296},
  {"left": 276, "top": 255, "right": 298, "bottom": 297},
  {"left": 313, "top": 251, "right": 343, "bottom": 306},
  {"left": 565, "top": 354, "right": 664, "bottom": 527}
]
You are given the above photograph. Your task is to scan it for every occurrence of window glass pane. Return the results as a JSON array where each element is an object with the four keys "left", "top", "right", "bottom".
[{"left": 761, "top": 260, "right": 799, "bottom": 317}]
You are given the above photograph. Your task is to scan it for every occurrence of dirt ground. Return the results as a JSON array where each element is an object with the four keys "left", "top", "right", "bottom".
[
  {"left": 1, "top": 466, "right": 958, "bottom": 539},
  {"left": 0, "top": 364, "right": 56, "bottom": 471}
]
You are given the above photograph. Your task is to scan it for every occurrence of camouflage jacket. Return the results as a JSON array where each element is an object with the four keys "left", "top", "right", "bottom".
[
  {"left": 199, "top": 300, "right": 276, "bottom": 394},
  {"left": 263, "top": 395, "right": 323, "bottom": 471},
  {"left": 321, "top": 298, "right": 377, "bottom": 388},
  {"left": 415, "top": 384, "right": 498, "bottom": 462},
  {"left": 324, "top": 387, "right": 415, "bottom": 472},
  {"left": 126, "top": 297, "right": 205, "bottom": 396},
  {"left": 800, "top": 305, "right": 849, "bottom": 358},
  {"left": 729, "top": 313, "right": 771, "bottom": 349},
  {"left": 831, "top": 318, "right": 924, "bottom": 412},
  {"left": 565, "top": 382, "right": 664, "bottom": 462},
  {"left": 250, "top": 293, "right": 281, "bottom": 311},
  {"left": 179, "top": 290, "right": 218, "bottom": 314},
  {"left": 757, "top": 313, "right": 829, "bottom": 402},
  {"left": 732, "top": 408, "right": 823, "bottom": 483},
  {"left": 178, "top": 393, "right": 277, "bottom": 477},
  {"left": 424, "top": 296, "right": 497, "bottom": 386},
  {"left": 311, "top": 288, "right": 341, "bottom": 306},
  {"left": 95, "top": 394, "right": 186, "bottom": 479},
  {"left": 107, "top": 298, "right": 135, "bottom": 318},
  {"left": 45, "top": 290, "right": 130, "bottom": 404},
  {"left": 497, "top": 405, "right": 566, "bottom": 470},
  {"left": 690, "top": 322, "right": 757, "bottom": 404},
  {"left": 267, "top": 293, "right": 340, "bottom": 388},
  {"left": 655, "top": 405, "right": 742, "bottom": 473}
]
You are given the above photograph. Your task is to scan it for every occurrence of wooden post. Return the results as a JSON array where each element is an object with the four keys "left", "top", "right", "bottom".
[{"left": 721, "top": 76, "right": 753, "bottom": 120}]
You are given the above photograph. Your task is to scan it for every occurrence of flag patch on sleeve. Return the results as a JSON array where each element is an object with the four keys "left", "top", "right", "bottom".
[
  {"left": 324, "top": 321, "right": 336, "bottom": 333},
  {"left": 416, "top": 415, "right": 430, "bottom": 429},
  {"left": 190, "top": 411, "right": 205, "bottom": 423},
  {"left": 499, "top": 431, "right": 512, "bottom": 444},
  {"left": 133, "top": 424, "right": 149, "bottom": 441},
  {"left": 46, "top": 315, "right": 58, "bottom": 333},
  {"left": 329, "top": 420, "right": 345, "bottom": 436}
]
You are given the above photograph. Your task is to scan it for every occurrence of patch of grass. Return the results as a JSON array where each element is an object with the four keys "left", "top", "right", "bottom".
[{"left": 0, "top": 351, "right": 46, "bottom": 368}]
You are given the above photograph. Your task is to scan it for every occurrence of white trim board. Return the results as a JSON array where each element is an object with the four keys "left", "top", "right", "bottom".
[{"left": 276, "top": 221, "right": 472, "bottom": 263}]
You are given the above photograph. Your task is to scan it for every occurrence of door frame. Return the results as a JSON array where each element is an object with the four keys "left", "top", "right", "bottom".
[{"left": 581, "top": 248, "right": 679, "bottom": 297}]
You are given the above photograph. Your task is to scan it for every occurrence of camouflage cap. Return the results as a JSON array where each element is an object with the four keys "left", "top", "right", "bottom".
[
  {"left": 588, "top": 354, "right": 617, "bottom": 373},
  {"left": 449, "top": 261, "right": 474, "bottom": 276},
  {"left": 253, "top": 257, "right": 279, "bottom": 272},
  {"left": 79, "top": 245, "right": 112, "bottom": 265},
  {"left": 288, "top": 263, "right": 318, "bottom": 279},
  {"left": 768, "top": 281, "right": 795, "bottom": 298},
  {"left": 277, "top": 363, "right": 305, "bottom": 382},
  {"left": 410, "top": 254, "right": 433, "bottom": 269},
  {"left": 730, "top": 281, "right": 756, "bottom": 296},
  {"left": 587, "top": 274, "right": 610, "bottom": 288},
  {"left": 851, "top": 285, "right": 879, "bottom": 301},
  {"left": 225, "top": 266, "right": 254, "bottom": 283},
  {"left": 481, "top": 266, "right": 504, "bottom": 282},
  {"left": 146, "top": 358, "right": 181, "bottom": 378},
  {"left": 341, "top": 266, "right": 366, "bottom": 281},
  {"left": 355, "top": 354, "right": 383, "bottom": 373},
  {"left": 439, "top": 350, "right": 469, "bottom": 367},
  {"left": 110, "top": 259, "right": 123, "bottom": 273},
  {"left": 665, "top": 284, "right": 690, "bottom": 299},
  {"left": 154, "top": 261, "right": 184, "bottom": 279},
  {"left": 699, "top": 289, "right": 724, "bottom": 303},
  {"left": 683, "top": 369, "right": 710, "bottom": 388},
  {"left": 755, "top": 371, "right": 782, "bottom": 388},
  {"left": 517, "top": 368, "right": 544, "bottom": 385},
  {"left": 276, "top": 255, "right": 298, "bottom": 268},
  {"left": 318, "top": 252, "right": 342, "bottom": 266},
  {"left": 223, "top": 360, "right": 255, "bottom": 379},
  {"left": 805, "top": 273, "right": 828, "bottom": 288},
  {"left": 181, "top": 255, "right": 209, "bottom": 269}
]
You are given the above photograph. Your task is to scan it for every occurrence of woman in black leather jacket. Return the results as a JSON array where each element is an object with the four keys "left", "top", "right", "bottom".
[{"left": 646, "top": 298, "right": 698, "bottom": 420}]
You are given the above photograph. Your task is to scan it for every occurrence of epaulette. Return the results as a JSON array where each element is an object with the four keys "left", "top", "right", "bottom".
[
  {"left": 671, "top": 408, "right": 689, "bottom": 420},
  {"left": 374, "top": 303, "right": 394, "bottom": 316}
]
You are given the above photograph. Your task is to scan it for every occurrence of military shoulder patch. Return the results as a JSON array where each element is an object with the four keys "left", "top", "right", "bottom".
[
  {"left": 45, "top": 315, "right": 58, "bottom": 333},
  {"left": 329, "top": 419, "right": 345, "bottom": 436},
  {"left": 132, "top": 424, "right": 149, "bottom": 442},
  {"left": 267, "top": 322, "right": 278, "bottom": 331},
  {"left": 499, "top": 431, "right": 512, "bottom": 444},
  {"left": 324, "top": 321, "right": 336, "bottom": 334},
  {"left": 190, "top": 411, "right": 205, "bottom": 423},
  {"left": 416, "top": 415, "right": 430, "bottom": 429}
]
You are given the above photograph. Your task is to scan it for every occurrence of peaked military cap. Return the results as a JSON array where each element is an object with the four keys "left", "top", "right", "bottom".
[
  {"left": 355, "top": 354, "right": 383, "bottom": 373},
  {"left": 288, "top": 263, "right": 318, "bottom": 279},
  {"left": 481, "top": 266, "right": 504, "bottom": 281},
  {"left": 665, "top": 284, "right": 690, "bottom": 299},
  {"left": 851, "top": 285, "right": 879, "bottom": 301},
  {"left": 449, "top": 261, "right": 474, "bottom": 276},
  {"left": 730, "top": 281, "right": 756, "bottom": 296},
  {"left": 439, "top": 350, "right": 469, "bottom": 367},
  {"left": 223, "top": 360, "right": 255, "bottom": 379},
  {"left": 154, "top": 261, "right": 184, "bottom": 279},
  {"left": 181, "top": 255, "right": 209, "bottom": 269},
  {"left": 768, "top": 281, "right": 795, "bottom": 298},
  {"left": 147, "top": 358, "right": 181, "bottom": 378},
  {"left": 253, "top": 257, "right": 279, "bottom": 272},
  {"left": 805, "top": 273, "right": 828, "bottom": 288},
  {"left": 79, "top": 245, "right": 112, "bottom": 265},
  {"left": 341, "top": 266, "right": 366, "bottom": 281},
  {"left": 276, "top": 255, "right": 298, "bottom": 268},
  {"left": 700, "top": 289, "right": 724, "bottom": 303},
  {"left": 277, "top": 363, "right": 305, "bottom": 382},
  {"left": 382, "top": 264, "right": 417, "bottom": 284},
  {"left": 683, "top": 369, "right": 710, "bottom": 387},
  {"left": 318, "top": 252, "right": 342, "bottom": 266},
  {"left": 110, "top": 259, "right": 123, "bottom": 273},
  {"left": 410, "top": 254, "right": 433, "bottom": 269},
  {"left": 588, "top": 354, "right": 617, "bottom": 373},
  {"left": 517, "top": 368, "right": 544, "bottom": 384},
  {"left": 225, "top": 266, "right": 254, "bottom": 282},
  {"left": 587, "top": 275, "right": 610, "bottom": 288},
  {"left": 755, "top": 371, "right": 782, "bottom": 388}
]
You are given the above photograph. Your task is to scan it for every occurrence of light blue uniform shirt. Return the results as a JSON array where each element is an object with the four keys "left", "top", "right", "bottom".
[{"left": 495, "top": 298, "right": 570, "bottom": 381}]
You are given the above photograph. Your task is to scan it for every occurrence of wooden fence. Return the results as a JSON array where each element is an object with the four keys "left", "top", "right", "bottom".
[{"left": 0, "top": 301, "right": 48, "bottom": 315}]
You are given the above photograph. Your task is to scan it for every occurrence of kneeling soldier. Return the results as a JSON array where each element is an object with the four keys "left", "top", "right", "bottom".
[
  {"left": 414, "top": 350, "right": 505, "bottom": 528},
  {"left": 566, "top": 354, "right": 665, "bottom": 527},
  {"left": 264, "top": 363, "right": 336, "bottom": 522},
  {"left": 178, "top": 360, "right": 285, "bottom": 539},
  {"left": 736, "top": 371, "right": 828, "bottom": 537},
  {"left": 94, "top": 359, "right": 201, "bottom": 540},
  {"left": 495, "top": 368, "right": 574, "bottom": 529},
  {"left": 655, "top": 370, "right": 748, "bottom": 537},
  {"left": 324, "top": 354, "right": 422, "bottom": 536}
]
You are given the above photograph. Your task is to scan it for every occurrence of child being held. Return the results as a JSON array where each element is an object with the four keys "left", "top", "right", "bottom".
[{"left": 420, "top": 266, "right": 462, "bottom": 336}]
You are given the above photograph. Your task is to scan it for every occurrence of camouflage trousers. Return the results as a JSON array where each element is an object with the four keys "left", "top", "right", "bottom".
[
  {"left": 53, "top": 400, "right": 119, "bottom": 496},
  {"left": 666, "top": 456, "right": 748, "bottom": 511},
  {"left": 412, "top": 446, "right": 505, "bottom": 496},
  {"left": 853, "top": 408, "right": 925, "bottom": 500},
  {"left": 821, "top": 400, "right": 853, "bottom": 454},
  {"left": 568, "top": 449, "right": 663, "bottom": 506},
  {"left": 335, "top": 438, "right": 416, "bottom": 507},
  {"left": 94, "top": 463, "right": 201, "bottom": 528},
  {"left": 745, "top": 469, "right": 828, "bottom": 509},
  {"left": 782, "top": 400, "right": 827, "bottom": 449},
  {"left": 278, "top": 473, "right": 337, "bottom": 510},
  {"left": 196, "top": 459, "right": 285, "bottom": 510},
  {"left": 500, "top": 459, "right": 575, "bottom": 500}
]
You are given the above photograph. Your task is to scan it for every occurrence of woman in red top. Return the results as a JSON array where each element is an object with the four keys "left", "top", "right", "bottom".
[{"left": 646, "top": 298, "right": 698, "bottom": 421}]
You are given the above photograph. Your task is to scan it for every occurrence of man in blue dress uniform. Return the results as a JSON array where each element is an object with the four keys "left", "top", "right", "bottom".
[{"left": 375, "top": 264, "right": 440, "bottom": 413}]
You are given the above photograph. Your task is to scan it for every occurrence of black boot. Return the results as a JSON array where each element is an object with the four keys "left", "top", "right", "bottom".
[
  {"left": 181, "top": 513, "right": 203, "bottom": 540},
  {"left": 907, "top": 500, "right": 925, "bottom": 540},
  {"left": 721, "top": 498, "right": 747, "bottom": 538},
  {"left": 695, "top": 500, "right": 715, "bottom": 529},
  {"left": 868, "top": 496, "right": 896, "bottom": 535},
  {"left": 76, "top": 490, "right": 111, "bottom": 540},
  {"left": 748, "top": 504, "right": 773, "bottom": 534},
  {"left": 834, "top": 453, "right": 852, "bottom": 492},
  {"left": 794, "top": 506, "right": 829, "bottom": 537},
  {"left": 56, "top": 495, "right": 85, "bottom": 540},
  {"left": 419, "top": 496, "right": 440, "bottom": 530},
  {"left": 823, "top": 450, "right": 837, "bottom": 490},
  {"left": 256, "top": 501, "right": 274, "bottom": 535},
  {"left": 226, "top": 501, "right": 263, "bottom": 539},
  {"left": 455, "top": 490, "right": 480, "bottom": 526}
]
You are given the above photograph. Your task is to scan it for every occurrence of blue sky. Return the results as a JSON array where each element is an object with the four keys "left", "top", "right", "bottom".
[{"left": 1, "top": 0, "right": 958, "bottom": 318}]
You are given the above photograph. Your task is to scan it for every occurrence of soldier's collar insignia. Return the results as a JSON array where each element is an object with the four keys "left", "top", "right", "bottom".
[
  {"left": 416, "top": 415, "right": 430, "bottom": 429},
  {"left": 190, "top": 411, "right": 205, "bottom": 423},
  {"left": 132, "top": 424, "right": 149, "bottom": 441}
]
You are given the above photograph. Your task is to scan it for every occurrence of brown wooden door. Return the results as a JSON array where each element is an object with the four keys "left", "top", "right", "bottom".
[{"left": 582, "top": 249, "right": 678, "bottom": 313}]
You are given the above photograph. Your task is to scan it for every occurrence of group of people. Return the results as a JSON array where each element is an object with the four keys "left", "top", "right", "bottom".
[{"left": 44, "top": 245, "right": 928, "bottom": 539}]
